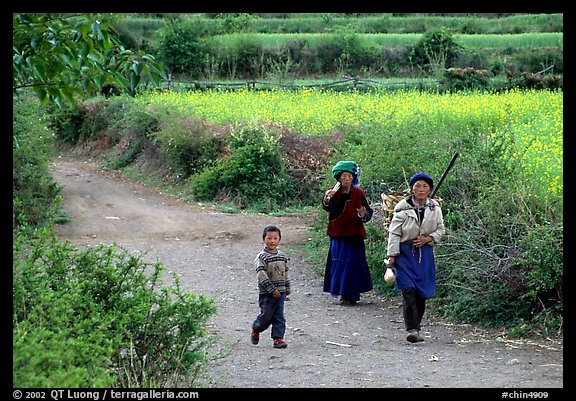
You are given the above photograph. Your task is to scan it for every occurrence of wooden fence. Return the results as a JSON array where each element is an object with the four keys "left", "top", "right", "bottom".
[{"left": 159, "top": 75, "right": 440, "bottom": 92}]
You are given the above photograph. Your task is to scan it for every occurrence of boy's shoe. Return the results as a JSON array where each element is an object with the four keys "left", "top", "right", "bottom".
[
  {"left": 417, "top": 332, "right": 425, "bottom": 342},
  {"left": 406, "top": 329, "right": 419, "bottom": 343},
  {"left": 251, "top": 330, "right": 259, "bottom": 345},
  {"left": 273, "top": 338, "right": 287, "bottom": 349}
]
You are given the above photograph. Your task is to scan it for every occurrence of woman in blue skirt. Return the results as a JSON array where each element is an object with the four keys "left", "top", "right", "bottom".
[
  {"left": 387, "top": 172, "right": 445, "bottom": 343},
  {"left": 322, "top": 161, "right": 373, "bottom": 304}
]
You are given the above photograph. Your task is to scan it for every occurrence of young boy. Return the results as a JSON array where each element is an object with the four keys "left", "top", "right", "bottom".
[{"left": 251, "top": 225, "right": 290, "bottom": 349}]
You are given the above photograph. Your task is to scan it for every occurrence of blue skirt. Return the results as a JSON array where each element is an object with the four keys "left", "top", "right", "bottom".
[
  {"left": 323, "top": 238, "right": 373, "bottom": 302},
  {"left": 394, "top": 242, "right": 436, "bottom": 298}
]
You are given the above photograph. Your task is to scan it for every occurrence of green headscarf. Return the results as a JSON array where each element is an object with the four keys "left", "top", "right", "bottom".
[{"left": 331, "top": 161, "right": 360, "bottom": 185}]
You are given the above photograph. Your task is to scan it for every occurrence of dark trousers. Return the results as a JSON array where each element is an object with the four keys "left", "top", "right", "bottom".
[
  {"left": 402, "top": 288, "right": 426, "bottom": 331},
  {"left": 252, "top": 292, "right": 286, "bottom": 340}
]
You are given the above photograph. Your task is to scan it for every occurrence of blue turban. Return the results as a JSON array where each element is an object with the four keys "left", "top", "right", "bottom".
[{"left": 409, "top": 172, "right": 434, "bottom": 189}]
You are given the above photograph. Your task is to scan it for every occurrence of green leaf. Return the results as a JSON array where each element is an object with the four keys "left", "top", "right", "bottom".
[
  {"left": 131, "top": 62, "right": 143, "bottom": 76},
  {"left": 91, "top": 22, "right": 100, "bottom": 36},
  {"left": 81, "top": 78, "right": 92, "bottom": 93},
  {"left": 93, "top": 75, "right": 104, "bottom": 87},
  {"left": 33, "top": 64, "right": 46, "bottom": 84},
  {"left": 13, "top": 12, "right": 168, "bottom": 106},
  {"left": 34, "top": 88, "right": 48, "bottom": 103},
  {"left": 113, "top": 73, "right": 129, "bottom": 91},
  {"left": 61, "top": 87, "right": 76, "bottom": 104},
  {"left": 58, "top": 53, "right": 72, "bottom": 67},
  {"left": 148, "top": 71, "right": 161, "bottom": 87},
  {"left": 80, "top": 42, "right": 90, "bottom": 60},
  {"left": 129, "top": 71, "right": 140, "bottom": 94},
  {"left": 100, "top": 30, "right": 111, "bottom": 49}
]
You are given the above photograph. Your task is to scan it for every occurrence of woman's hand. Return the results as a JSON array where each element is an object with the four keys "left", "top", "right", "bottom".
[
  {"left": 357, "top": 206, "right": 366, "bottom": 218},
  {"left": 324, "top": 188, "right": 336, "bottom": 200},
  {"left": 412, "top": 235, "right": 433, "bottom": 248},
  {"left": 324, "top": 182, "right": 340, "bottom": 203},
  {"left": 387, "top": 256, "right": 395, "bottom": 268}
]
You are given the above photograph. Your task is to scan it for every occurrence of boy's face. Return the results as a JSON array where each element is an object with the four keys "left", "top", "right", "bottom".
[{"left": 263, "top": 231, "right": 281, "bottom": 252}]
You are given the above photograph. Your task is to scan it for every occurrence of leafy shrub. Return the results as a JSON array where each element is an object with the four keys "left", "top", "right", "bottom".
[
  {"left": 227, "top": 35, "right": 265, "bottom": 78},
  {"left": 429, "top": 131, "right": 562, "bottom": 334},
  {"left": 188, "top": 166, "right": 221, "bottom": 201},
  {"left": 48, "top": 101, "right": 88, "bottom": 144},
  {"left": 81, "top": 96, "right": 161, "bottom": 170},
  {"left": 158, "top": 21, "right": 208, "bottom": 78},
  {"left": 153, "top": 117, "right": 227, "bottom": 179},
  {"left": 13, "top": 93, "right": 62, "bottom": 229},
  {"left": 441, "top": 67, "right": 490, "bottom": 92},
  {"left": 189, "top": 125, "right": 293, "bottom": 210},
  {"left": 335, "top": 121, "right": 452, "bottom": 201},
  {"left": 518, "top": 223, "right": 563, "bottom": 307},
  {"left": 278, "top": 128, "right": 334, "bottom": 205},
  {"left": 13, "top": 226, "right": 217, "bottom": 387},
  {"left": 408, "top": 28, "right": 463, "bottom": 75},
  {"left": 508, "top": 72, "right": 563, "bottom": 90}
]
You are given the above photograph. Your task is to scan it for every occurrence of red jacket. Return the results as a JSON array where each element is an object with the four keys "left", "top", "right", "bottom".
[{"left": 324, "top": 186, "right": 372, "bottom": 238}]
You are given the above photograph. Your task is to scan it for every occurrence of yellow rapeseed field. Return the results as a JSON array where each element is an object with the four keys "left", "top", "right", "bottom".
[{"left": 139, "top": 88, "right": 562, "bottom": 197}]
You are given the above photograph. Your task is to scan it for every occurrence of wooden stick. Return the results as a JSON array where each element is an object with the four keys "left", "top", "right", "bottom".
[
  {"left": 431, "top": 152, "right": 459, "bottom": 198},
  {"left": 326, "top": 340, "right": 352, "bottom": 348}
]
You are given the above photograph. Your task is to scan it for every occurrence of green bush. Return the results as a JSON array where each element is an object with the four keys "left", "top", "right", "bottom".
[
  {"left": 189, "top": 125, "right": 293, "bottom": 210},
  {"left": 408, "top": 28, "right": 463, "bottom": 75},
  {"left": 83, "top": 96, "right": 160, "bottom": 170},
  {"left": 48, "top": 101, "right": 88, "bottom": 144},
  {"left": 154, "top": 117, "right": 227, "bottom": 179},
  {"left": 429, "top": 131, "right": 562, "bottom": 335},
  {"left": 518, "top": 223, "right": 563, "bottom": 306},
  {"left": 218, "top": 35, "right": 265, "bottom": 79},
  {"left": 158, "top": 21, "right": 208, "bottom": 78},
  {"left": 13, "top": 93, "right": 62, "bottom": 229},
  {"left": 13, "top": 226, "right": 217, "bottom": 387},
  {"left": 441, "top": 67, "right": 490, "bottom": 92},
  {"left": 334, "top": 121, "right": 452, "bottom": 200}
]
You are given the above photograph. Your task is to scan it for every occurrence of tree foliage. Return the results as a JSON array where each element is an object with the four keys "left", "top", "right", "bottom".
[{"left": 13, "top": 13, "right": 167, "bottom": 107}]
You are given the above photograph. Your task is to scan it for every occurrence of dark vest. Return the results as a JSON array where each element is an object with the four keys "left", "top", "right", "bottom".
[{"left": 326, "top": 186, "right": 367, "bottom": 238}]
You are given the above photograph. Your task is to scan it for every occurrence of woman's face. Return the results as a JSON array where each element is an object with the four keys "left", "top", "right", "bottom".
[
  {"left": 412, "top": 180, "right": 431, "bottom": 202},
  {"left": 339, "top": 171, "right": 354, "bottom": 189}
]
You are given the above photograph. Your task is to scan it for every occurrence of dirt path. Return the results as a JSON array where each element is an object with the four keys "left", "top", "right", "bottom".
[{"left": 49, "top": 156, "right": 563, "bottom": 389}]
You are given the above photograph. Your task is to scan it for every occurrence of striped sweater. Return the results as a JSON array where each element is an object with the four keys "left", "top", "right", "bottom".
[{"left": 255, "top": 248, "right": 291, "bottom": 295}]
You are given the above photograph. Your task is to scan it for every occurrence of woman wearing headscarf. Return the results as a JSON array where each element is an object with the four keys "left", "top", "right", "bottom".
[
  {"left": 387, "top": 172, "right": 445, "bottom": 343},
  {"left": 322, "top": 161, "right": 373, "bottom": 304}
]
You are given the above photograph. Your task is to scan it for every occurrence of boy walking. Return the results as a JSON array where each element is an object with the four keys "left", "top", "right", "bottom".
[{"left": 251, "top": 225, "right": 290, "bottom": 349}]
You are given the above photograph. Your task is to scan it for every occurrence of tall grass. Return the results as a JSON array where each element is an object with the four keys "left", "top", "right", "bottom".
[
  {"left": 208, "top": 32, "right": 563, "bottom": 50},
  {"left": 119, "top": 14, "right": 563, "bottom": 38},
  {"left": 174, "top": 13, "right": 563, "bottom": 34}
]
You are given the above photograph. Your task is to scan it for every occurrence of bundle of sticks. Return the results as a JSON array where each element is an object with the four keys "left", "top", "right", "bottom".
[
  {"left": 380, "top": 152, "right": 458, "bottom": 231},
  {"left": 380, "top": 191, "right": 443, "bottom": 231}
]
